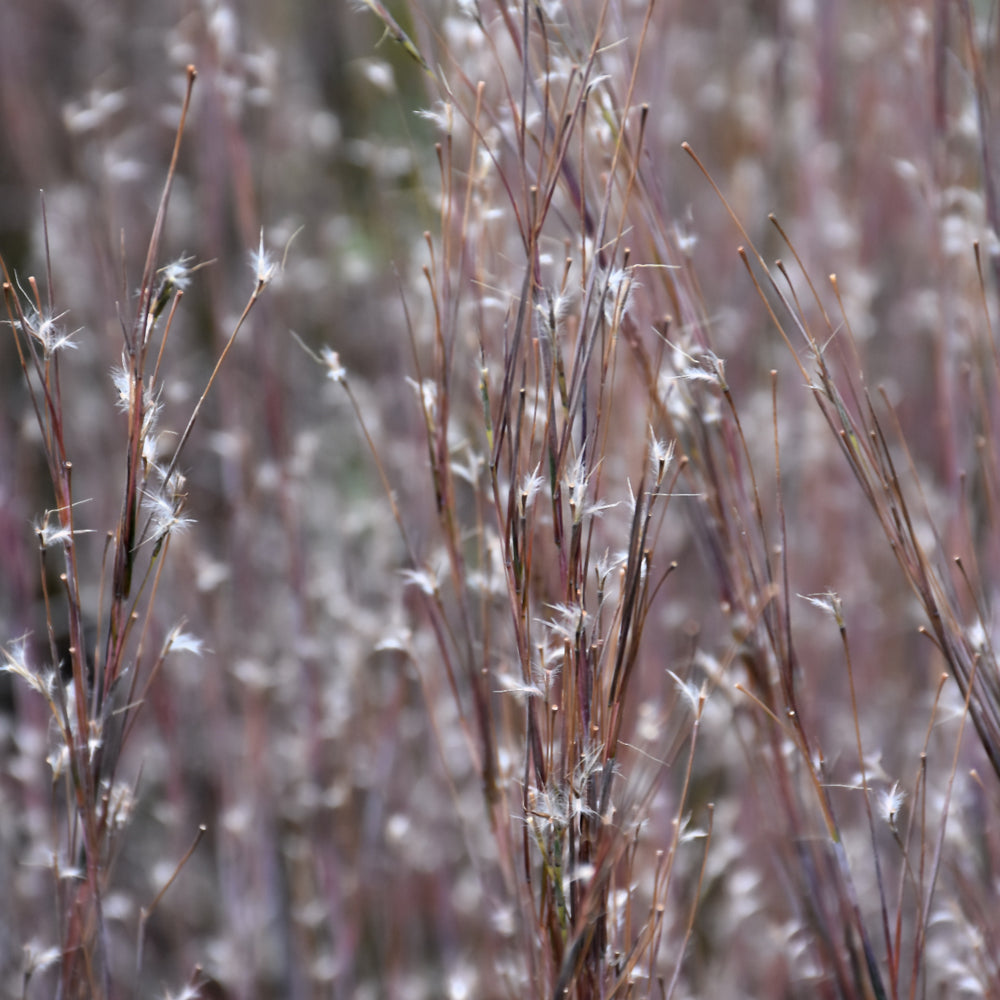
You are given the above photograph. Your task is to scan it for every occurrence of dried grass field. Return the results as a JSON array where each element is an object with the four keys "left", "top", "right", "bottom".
[{"left": 2, "top": 2, "right": 1000, "bottom": 998}]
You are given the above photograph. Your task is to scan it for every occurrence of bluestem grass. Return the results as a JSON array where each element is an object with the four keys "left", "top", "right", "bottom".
[
  {"left": 334, "top": 1, "right": 1000, "bottom": 997},
  {"left": 1, "top": 65, "right": 273, "bottom": 1000},
  {"left": 3, "top": 2, "right": 1000, "bottom": 999},
  {"left": 328, "top": 3, "right": 715, "bottom": 996}
]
